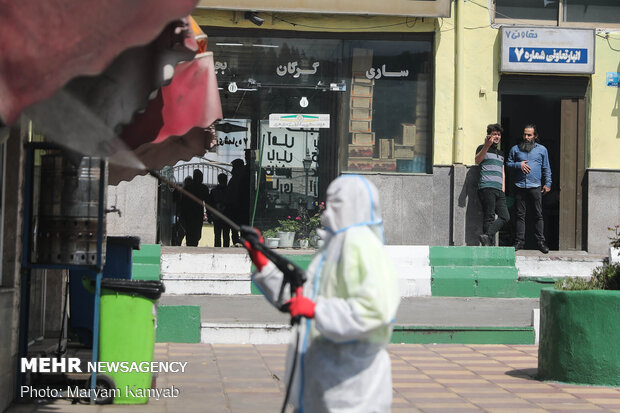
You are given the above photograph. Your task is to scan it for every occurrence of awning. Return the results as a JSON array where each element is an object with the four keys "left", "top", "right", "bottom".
[
  {"left": 24, "top": 20, "right": 198, "bottom": 168},
  {"left": 109, "top": 51, "right": 223, "bottom": 184},
  {"left": 0, "top": 0, "right": 200, "bottom": 125}
]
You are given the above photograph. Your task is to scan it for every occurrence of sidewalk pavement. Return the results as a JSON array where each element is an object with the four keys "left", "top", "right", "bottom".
[{"left": 7, "top": 343, "right": 620, "bottom": 413}]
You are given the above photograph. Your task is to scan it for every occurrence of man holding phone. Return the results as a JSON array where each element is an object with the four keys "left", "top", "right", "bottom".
[{"left": 475, "top": 123, "right": 509, "bottom": 247}]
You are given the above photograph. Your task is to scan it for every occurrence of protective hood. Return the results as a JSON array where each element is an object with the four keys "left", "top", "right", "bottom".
[{"left": 320, "top": 174, "right": 384, "bottom": 243}]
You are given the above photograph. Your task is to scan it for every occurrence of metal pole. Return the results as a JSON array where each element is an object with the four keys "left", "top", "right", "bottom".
[{"left": 16, "top": 145, "right": 35, "bottom": 399}]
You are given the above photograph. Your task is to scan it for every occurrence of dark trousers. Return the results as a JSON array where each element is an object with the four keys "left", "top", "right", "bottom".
[
  {"left": 213, "top": 221, "right": 231, "bottom": 248},
  {"left": 514, "top": 186, "right": 545, "bottom": 245},
  {"left": 478, "top": 188, "right": 510, "bottom": 240},
  {"left": 185, "top": 217, "right": 203, "bottom": 247}
]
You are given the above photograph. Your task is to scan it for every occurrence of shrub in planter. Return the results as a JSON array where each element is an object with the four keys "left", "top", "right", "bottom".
[
  {"left": 609, "top": 225, "right": 620, "bottom": 264},
  {"left": 262, "top": 229, "right": 280, "bottom": 249},
  {"left": 262, "top": 229, "right": 279, "bottom": 239},
  {"left": 539, "top": 262, "right": 620, "bottom": 386}
]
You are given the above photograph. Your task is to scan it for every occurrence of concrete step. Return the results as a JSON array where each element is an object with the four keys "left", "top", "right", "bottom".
[
  {"left": 161, "top": 245, "right": 434, "bottom": 297},
  {"left": 160, "top": 246, "right": 606, "bottom": 297},
  {"left": 158, "top": 295, "right": 539, "bottom": 345},
  {"left": 515, "top": 249, "right": 605, "bottom": 279}
]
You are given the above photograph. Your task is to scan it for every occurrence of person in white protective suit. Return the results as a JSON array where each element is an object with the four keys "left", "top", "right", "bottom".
[{"left": 245, "top": 175, "right": 401, "bottom": 413}]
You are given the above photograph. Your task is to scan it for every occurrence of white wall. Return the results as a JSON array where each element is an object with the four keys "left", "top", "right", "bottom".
[{"left": 107, "top": 174, "right": 158, "bottom": 243}]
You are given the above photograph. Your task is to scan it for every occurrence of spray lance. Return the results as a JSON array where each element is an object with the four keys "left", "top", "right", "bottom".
[{"left": 148, "top": 169, "right": 307, "bottom": 322}]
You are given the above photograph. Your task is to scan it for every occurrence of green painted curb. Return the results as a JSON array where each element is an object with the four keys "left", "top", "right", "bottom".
[
  {"left": 132, "top": 244, "right": 161, "bottom": 281},
  {"left": 538, "top": 288, "right": 620, "bottom": 386},
  {"left": 391, "top": 326, "right": 535, "bottom": 344},
  {"left": 431, "top": 266, "right": 518, "bottom": 297},
  {"left": 515, "top": 277, "right": 558, "bottom": 298},
  {"left": 156, "top": 305, "right": 201, "bottom": 343},
  {"left": 430, "top": 246, "right": 515, "bottom": 267},
  {"left": 251, "top": 254, "right": 314, "bottom": 295}
]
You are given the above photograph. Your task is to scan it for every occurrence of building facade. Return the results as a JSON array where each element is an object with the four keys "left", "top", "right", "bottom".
[{"left": 191, "top": 0, "right": 619, "bottom": 253}]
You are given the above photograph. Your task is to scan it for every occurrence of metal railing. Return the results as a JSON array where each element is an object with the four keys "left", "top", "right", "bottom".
[{"left": 168, "top": 161, "right": 232, "bottom": 188}]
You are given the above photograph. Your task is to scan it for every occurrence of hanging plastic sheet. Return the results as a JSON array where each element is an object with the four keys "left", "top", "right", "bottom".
[{"left": 0, "top": 0, "right": 199, "bottom": 125}]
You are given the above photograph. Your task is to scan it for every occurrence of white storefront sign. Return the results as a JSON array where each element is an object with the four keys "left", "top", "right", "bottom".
[
  {"left": 500, "top": 27, "right": 595, "bottom": 74},
  {"left": 269, "top": 114, "right": 330, "bottom": 129}
]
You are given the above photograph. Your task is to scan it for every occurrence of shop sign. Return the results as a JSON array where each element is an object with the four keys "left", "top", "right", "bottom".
[
  {"left": 214, "top": 119, "right": 250, "bottom": 164},
  {"left": 260, "top": 121, "right": 319, "bottom": 198},
  {"left": 607, "top": 72, "right": 619, "bottom": 87},
  {"left": 269, "top": 114, "right": 330, "bottom": 129},
  {"left": 500, "top": 27, "right": 594, "bottom": 74}
]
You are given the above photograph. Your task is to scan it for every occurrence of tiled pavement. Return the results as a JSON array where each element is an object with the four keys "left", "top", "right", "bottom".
[{"left": 7, "top": 343, "right": 620, "bottom": 413}]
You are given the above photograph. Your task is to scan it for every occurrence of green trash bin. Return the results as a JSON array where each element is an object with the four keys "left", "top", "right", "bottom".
[{"left": 98, "top": 279, "right": 165, "bottom": 404}]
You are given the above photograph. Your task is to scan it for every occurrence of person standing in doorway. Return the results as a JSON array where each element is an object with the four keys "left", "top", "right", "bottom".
[
  {"left": 172, "top": 176, "right": 193, "bottom": 246},
  {"left": 228, "top": 158, "right": 250, "bottom": 246},
  {"left": 182, "top": 169, "right": 210, "bottom": 247},
  {"left": 210, "top": 173, "right": 232, "bottom": 247},
  {"left": 507, "top": 124, "right": 552, "bottom": 254},
  {"left": 475, "top": 123, "right": 510, "bottom": 246}
]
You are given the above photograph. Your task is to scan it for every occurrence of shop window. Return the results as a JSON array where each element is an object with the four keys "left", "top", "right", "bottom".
[
  {"left": 563, "top": 0, "right": 620, "bottom": 24},
  {"left": 495, "top": 0, "right": 559, "bottom": 23},
  {"left": 207, "top": 29, "right": 433, "bottom": 232},
  {"left": 341, "top": 40, "right": 432, "bottom": 174},
  {"left": 494, "top": 0, "right": 620, "bottom": 28}
]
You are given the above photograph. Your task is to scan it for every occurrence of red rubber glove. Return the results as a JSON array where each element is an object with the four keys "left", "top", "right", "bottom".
[
  {"left": 285, "top": 287, "right": 315, "bottom": 319},
  {"left": 242, "top": 228, "right": 269, "bottom": 271}
]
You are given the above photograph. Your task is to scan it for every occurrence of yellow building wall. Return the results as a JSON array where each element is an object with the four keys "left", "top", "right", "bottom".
[
  {"left": 194, "top": 8, "right": 620, "bottom": 170},
  {"left": 590, "top": 32, "right": 620, "bottom": 169}
]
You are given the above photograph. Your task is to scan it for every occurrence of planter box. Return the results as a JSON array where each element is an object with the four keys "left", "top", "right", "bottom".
[
  {"left": 265, "top": 237, "right": 279, "bottom": 249},
  {"left": 538, "top": 288, "right": 620, "bottom": 386},
  {"left": 277, "top": 231, "right": 295, "bottom": 248}
]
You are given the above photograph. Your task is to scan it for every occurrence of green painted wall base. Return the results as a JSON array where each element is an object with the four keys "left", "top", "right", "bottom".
[
  {"left": 132, "top": 244, "right": 161, "bottom": 281},
  {"left": 538, "top": 288, "right": 620, "bottom": 386},
  {"left": 430, "top": 246, "right": 520, "bottom": 297},
  {"left": 515, "top": 277, "right": 558, "bottom": 298},
  {"left": 156, "top": 305, "right": 201, "bottom": 343},
  {"left": 430, "top": 246, "right": 516, "bottom": 267},
  {"left": 391, "top": 326, "right": 535, "bottom": 344}
]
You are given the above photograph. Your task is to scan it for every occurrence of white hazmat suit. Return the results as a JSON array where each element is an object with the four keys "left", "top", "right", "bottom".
[{"left": 252, "top": 175, "right": 401, "bottom": 413}]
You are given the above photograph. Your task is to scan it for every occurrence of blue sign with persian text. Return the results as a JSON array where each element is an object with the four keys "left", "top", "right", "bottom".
[
  {"left": 501, "top": 27, "right": 594, "bottom": 74},
  {"left": 508, "top": 48, "right": 587, "bottom": 64}
]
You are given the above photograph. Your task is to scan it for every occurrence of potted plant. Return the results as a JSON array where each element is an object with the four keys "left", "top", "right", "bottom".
[
  {"left": 609, "top": 225, "right": 620, "bottom": 264},
  {"left": 277, "top": 216, "right": 301, "bottom": 248},
  {"left": 538, "top": 234, "right": 620, "bottom": 386},
  {"left": 297, "top": 202, "right": 325, "bottom": 248},
  {"left": 262, "top": 229, "right": 280, "bottom": 249},
  {"left": 297, "top": 234, "right": 310, "bottom": 249}
]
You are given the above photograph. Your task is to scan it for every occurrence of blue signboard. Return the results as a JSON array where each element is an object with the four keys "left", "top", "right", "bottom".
[
  {"left": 508, "top": 48, "right": 587, "bottom": 64},
  {"left": 501, "top": 27, "right": 594, "bottom": 74},
  {"left": 607, "top": 72, "right": 619, "bottom": 87}
]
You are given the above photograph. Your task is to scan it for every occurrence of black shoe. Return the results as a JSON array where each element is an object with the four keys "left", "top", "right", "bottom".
[
  {"left": 538, "top": 242, "right": 549, "bottom": 254},
  {"left": 514, "top": 242, "right": 525, "bottom": 251},
  {"left": 479, "top": 234, "right": 491, "bottom": 246}
]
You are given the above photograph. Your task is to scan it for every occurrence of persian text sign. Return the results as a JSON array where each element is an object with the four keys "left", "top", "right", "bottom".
[
  {"left": 501, "top": 27, "right": 594, "bottom": 74},
  {"left": 269, "top": 114, "right": 330, "bottom": 129}
]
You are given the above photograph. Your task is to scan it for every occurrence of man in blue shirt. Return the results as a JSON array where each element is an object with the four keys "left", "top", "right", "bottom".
[{"left": 507, "top": 124, "right": 552, "bottom": 253}]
